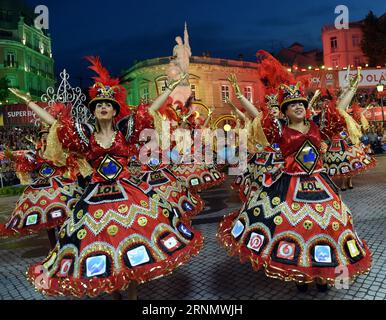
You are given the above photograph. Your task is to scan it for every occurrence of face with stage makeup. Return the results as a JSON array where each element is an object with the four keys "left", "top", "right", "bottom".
[
  {"left": 285, "top": 102, "right": 306, "bottom": 122},
  {"left": 94, "top": 101, "right": 117, "bottom": 122},
  {"left": 270, "top": 106, "right": 280, "bottom": 119}
]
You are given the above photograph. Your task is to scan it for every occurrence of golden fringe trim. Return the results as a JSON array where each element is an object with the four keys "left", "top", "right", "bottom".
[
  {"left": 360, "top": 113, "right": 369, "bottom": 131},
  {"left": 44, "top": 120, "right": 67, "bottom": 167},
  {"left": 152, "top": 111, "right": 175, "bottom": 151},
  {"left": 249, "top": 117, "right": 270, "bottom": 152},
  {"left": 44, "top": 120, "right": 93, "bottom": 178},
  {"left": 338, "top": 109, "right": 362, "bottom": 145},
  {"left": 263, "top": 261, "right": 372, "bottom": 286},
  {"left": 77, "top": 157, "right": 93, "bottom": 178},
  {"left": 26, "top": 233, "right": 204, "bottom": 298},
  {"left": 217, "top": 211, "right": 372, "bottom": 286},
  {"left": 16, "top": 172, "right": 31, "bottom": 185}
]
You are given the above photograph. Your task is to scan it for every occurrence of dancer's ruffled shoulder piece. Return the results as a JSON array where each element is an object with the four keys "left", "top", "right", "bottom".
[{"left": 41, "top": 69, "right": 94, "bottom": 178}]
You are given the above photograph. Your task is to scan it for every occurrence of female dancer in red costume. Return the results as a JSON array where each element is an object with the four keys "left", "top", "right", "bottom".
[
  {"left": 0, "top": 119, "right": 85, "bottom": 247},
  {"left": 160, "top": 97, "right": 225, "bottom": 192},
  {"left": 218, "top": 80, "right": 372, "bottom": 292},
  {"left": 228, "top": 74, "right": 284, "bottom": 202},
  {"left": 323, "top": 71, "right": 376, "bottom": 190},
  {"left": 9, "top": 57, "right": 203, "bottom": 299},
  {"left": 132, "top": 101, "right": 205, "bottom": 219}
]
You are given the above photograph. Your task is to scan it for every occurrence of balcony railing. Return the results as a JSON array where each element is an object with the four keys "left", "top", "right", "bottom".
[
  {"left": 2, "top": 62, "right": 54, "bottom": 79},
  {"left": 3, "top": 61, "right": 19, "bottom": 68}
]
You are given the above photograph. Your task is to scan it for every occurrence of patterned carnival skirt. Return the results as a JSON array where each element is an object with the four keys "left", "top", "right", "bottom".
[{"left": 218, "top": 169, "right": 372, "bottom": 285}]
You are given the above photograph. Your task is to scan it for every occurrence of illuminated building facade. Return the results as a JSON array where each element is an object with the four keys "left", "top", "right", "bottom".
[
  {"left": 121, "top": 56, "right": 261, "bottom": 120},
  {"left": 0, "top": 0, "right": 55, "bottom": 104},
  {"left": 322, "top": 21, "right": 369, "bottom": 69}
]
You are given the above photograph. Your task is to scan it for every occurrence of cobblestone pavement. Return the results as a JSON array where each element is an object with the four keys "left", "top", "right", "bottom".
[{"left": 1, "top": 157, "right": 386, "bottom": 300}]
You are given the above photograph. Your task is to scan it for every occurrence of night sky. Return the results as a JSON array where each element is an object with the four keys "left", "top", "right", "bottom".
[{"left": 26, "top": 0, "right": 385, "bottom": 86}]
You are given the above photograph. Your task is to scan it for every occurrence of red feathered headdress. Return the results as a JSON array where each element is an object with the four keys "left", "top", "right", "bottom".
[
  {"left": 86, "top": 56, "right": 128, "bottom": 116},
  {"left": 256, "top": 50, "right": 295, "bottom": 88}
]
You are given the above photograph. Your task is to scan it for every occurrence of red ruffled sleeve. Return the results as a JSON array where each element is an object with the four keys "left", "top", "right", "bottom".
[
  {"left": 319, "top": 100, "right": 347, "bottom": 139},
  {"left": 44, "top": 108, "right": 93, "bottom": 178},
  {"left": 55, "top": 108, "right": 89, "bottom": 154},
  {"left": 14, "top": 152, "right": 36, "bottom": 174},
  {"left": 132, "top": 102, "right": 155, "bottom": 141},
  {"left": 261, "top": 115, "right": 281, "bottom": 145}
]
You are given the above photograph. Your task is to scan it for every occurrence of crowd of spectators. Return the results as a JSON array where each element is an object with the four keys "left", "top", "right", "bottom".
[
  {"left": 0, "top": 127, "right": 36, "bottom": 187},
  {"left": 0, "top": 127, "right": 37, "bottom": 151},
  {"left": 0, "top": 159, "right": 18, "bottom": 187},
  {"left": 363, "top": 124, "right": 386, "bottom": 154}
]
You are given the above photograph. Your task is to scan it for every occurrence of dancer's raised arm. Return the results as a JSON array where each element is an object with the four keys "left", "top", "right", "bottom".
[
  {"left": 203, "top": 107, "right": 214, "bottom": 128},
  {"left": 149, "top": 73, "right": 189, "bottom": 115},
  {"left": 227, "top": 74, "right": 260, "bottom": 118},
  {"left": 8, "top": 88, "right": 55, "bottom": 125},
  {"left": 337, "top": 68, "right": 361, "bottom": 110},
  {"left": 225, "top": 97, "right": 246, "bottom": 121},
  {"left": 309, "top": 89, "right": 321, "bottom": 112}
]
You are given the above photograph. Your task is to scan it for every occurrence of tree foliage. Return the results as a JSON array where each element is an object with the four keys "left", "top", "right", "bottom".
[{"left": 361, "top": 11, "right": 386, "bottom": 67}]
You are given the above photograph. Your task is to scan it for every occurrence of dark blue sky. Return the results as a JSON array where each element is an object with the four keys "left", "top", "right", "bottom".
[{"left": 27, "top": 0, "right": 385, "bottom": 85}]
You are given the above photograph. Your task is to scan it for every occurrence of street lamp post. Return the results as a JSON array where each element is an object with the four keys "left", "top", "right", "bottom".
[{"left": 376, "top": 82, "right": 384, "bottom": 128}]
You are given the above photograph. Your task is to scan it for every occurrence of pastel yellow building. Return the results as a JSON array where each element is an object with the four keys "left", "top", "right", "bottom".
[{"left": 121, "top": 55, "right": 261, "bottom": 122}]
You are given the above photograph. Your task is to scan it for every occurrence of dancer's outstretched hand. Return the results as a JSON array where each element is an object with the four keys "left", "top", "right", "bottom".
[
  {"left": 8, "top": 88, "right": 32, "bottom": 103},
  {"left": 227, "top": 74, "right": 242, "bottom": 98},
  {"left": 167, "top": 73, "right": 189, "bottom": 90},
  {"left": 348, "top": 68, "right": 361, "bottom": 88}
]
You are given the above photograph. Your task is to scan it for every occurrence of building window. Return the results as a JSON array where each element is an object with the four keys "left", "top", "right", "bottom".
[
  {"left": 5, "top": 52, "right": 17, "bottom": 67},
  {"left": 330, "top": 37, "right": 338, "bottom": 51},
  {"left": 161, "top": 82, "right": 167, "bottom": 92},
  {"left": 221, "top": 85, "right": 230, "bottom": 102},
  {"left": 244, "top": 86, "right": 253, "bottom": 103},
  {"left": 191, "top": 84, "right": 197, "bottom": 100},
  {"left": 156, "top": 78, "right": 168, "bottom": 94},
  {"left": 0, "top": 10, "right": 12, "bottom": 22},
  {"left": 352, "top": 35, "right": 361, "bottom": 47}
]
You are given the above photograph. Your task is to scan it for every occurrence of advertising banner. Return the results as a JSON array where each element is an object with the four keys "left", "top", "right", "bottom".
[
  {"left": 338, "top": 68, "right": 386, "bottom": 88},
  {"left": 0, "top": 103, "right": 46, "bottom": 127},
  {"left": 364, "top": 107, "right": 386, "bottom": 122}
]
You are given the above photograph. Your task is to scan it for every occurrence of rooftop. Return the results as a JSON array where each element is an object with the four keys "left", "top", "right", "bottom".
[{"left": 121, "top": 55, "right": 259, "bottom": 79}]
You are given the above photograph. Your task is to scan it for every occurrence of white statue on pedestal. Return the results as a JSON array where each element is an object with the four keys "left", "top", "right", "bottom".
[{"left": 167, "top": 23, "right": 192, "bottom": 104}]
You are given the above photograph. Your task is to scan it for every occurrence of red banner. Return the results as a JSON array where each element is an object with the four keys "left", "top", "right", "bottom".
[
  {"left": 294, "top": 70, "right": 339, "bottom": 90},
  {"left": 0, "top": 103, "right": 47, "bottom": 127},
  {"left": 0, "top": 104, "right": 36, "bottom": 127},
  {"left": 364, "top": 107, "right": 386, "bottom": 122}
]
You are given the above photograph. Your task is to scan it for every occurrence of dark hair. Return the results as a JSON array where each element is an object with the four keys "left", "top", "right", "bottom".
[
  {"left": 282, "top": 100, "right": 308, "bottom": 114},
  {"left": 89, "top": 98, "right": 120, "bottom": 115}
]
